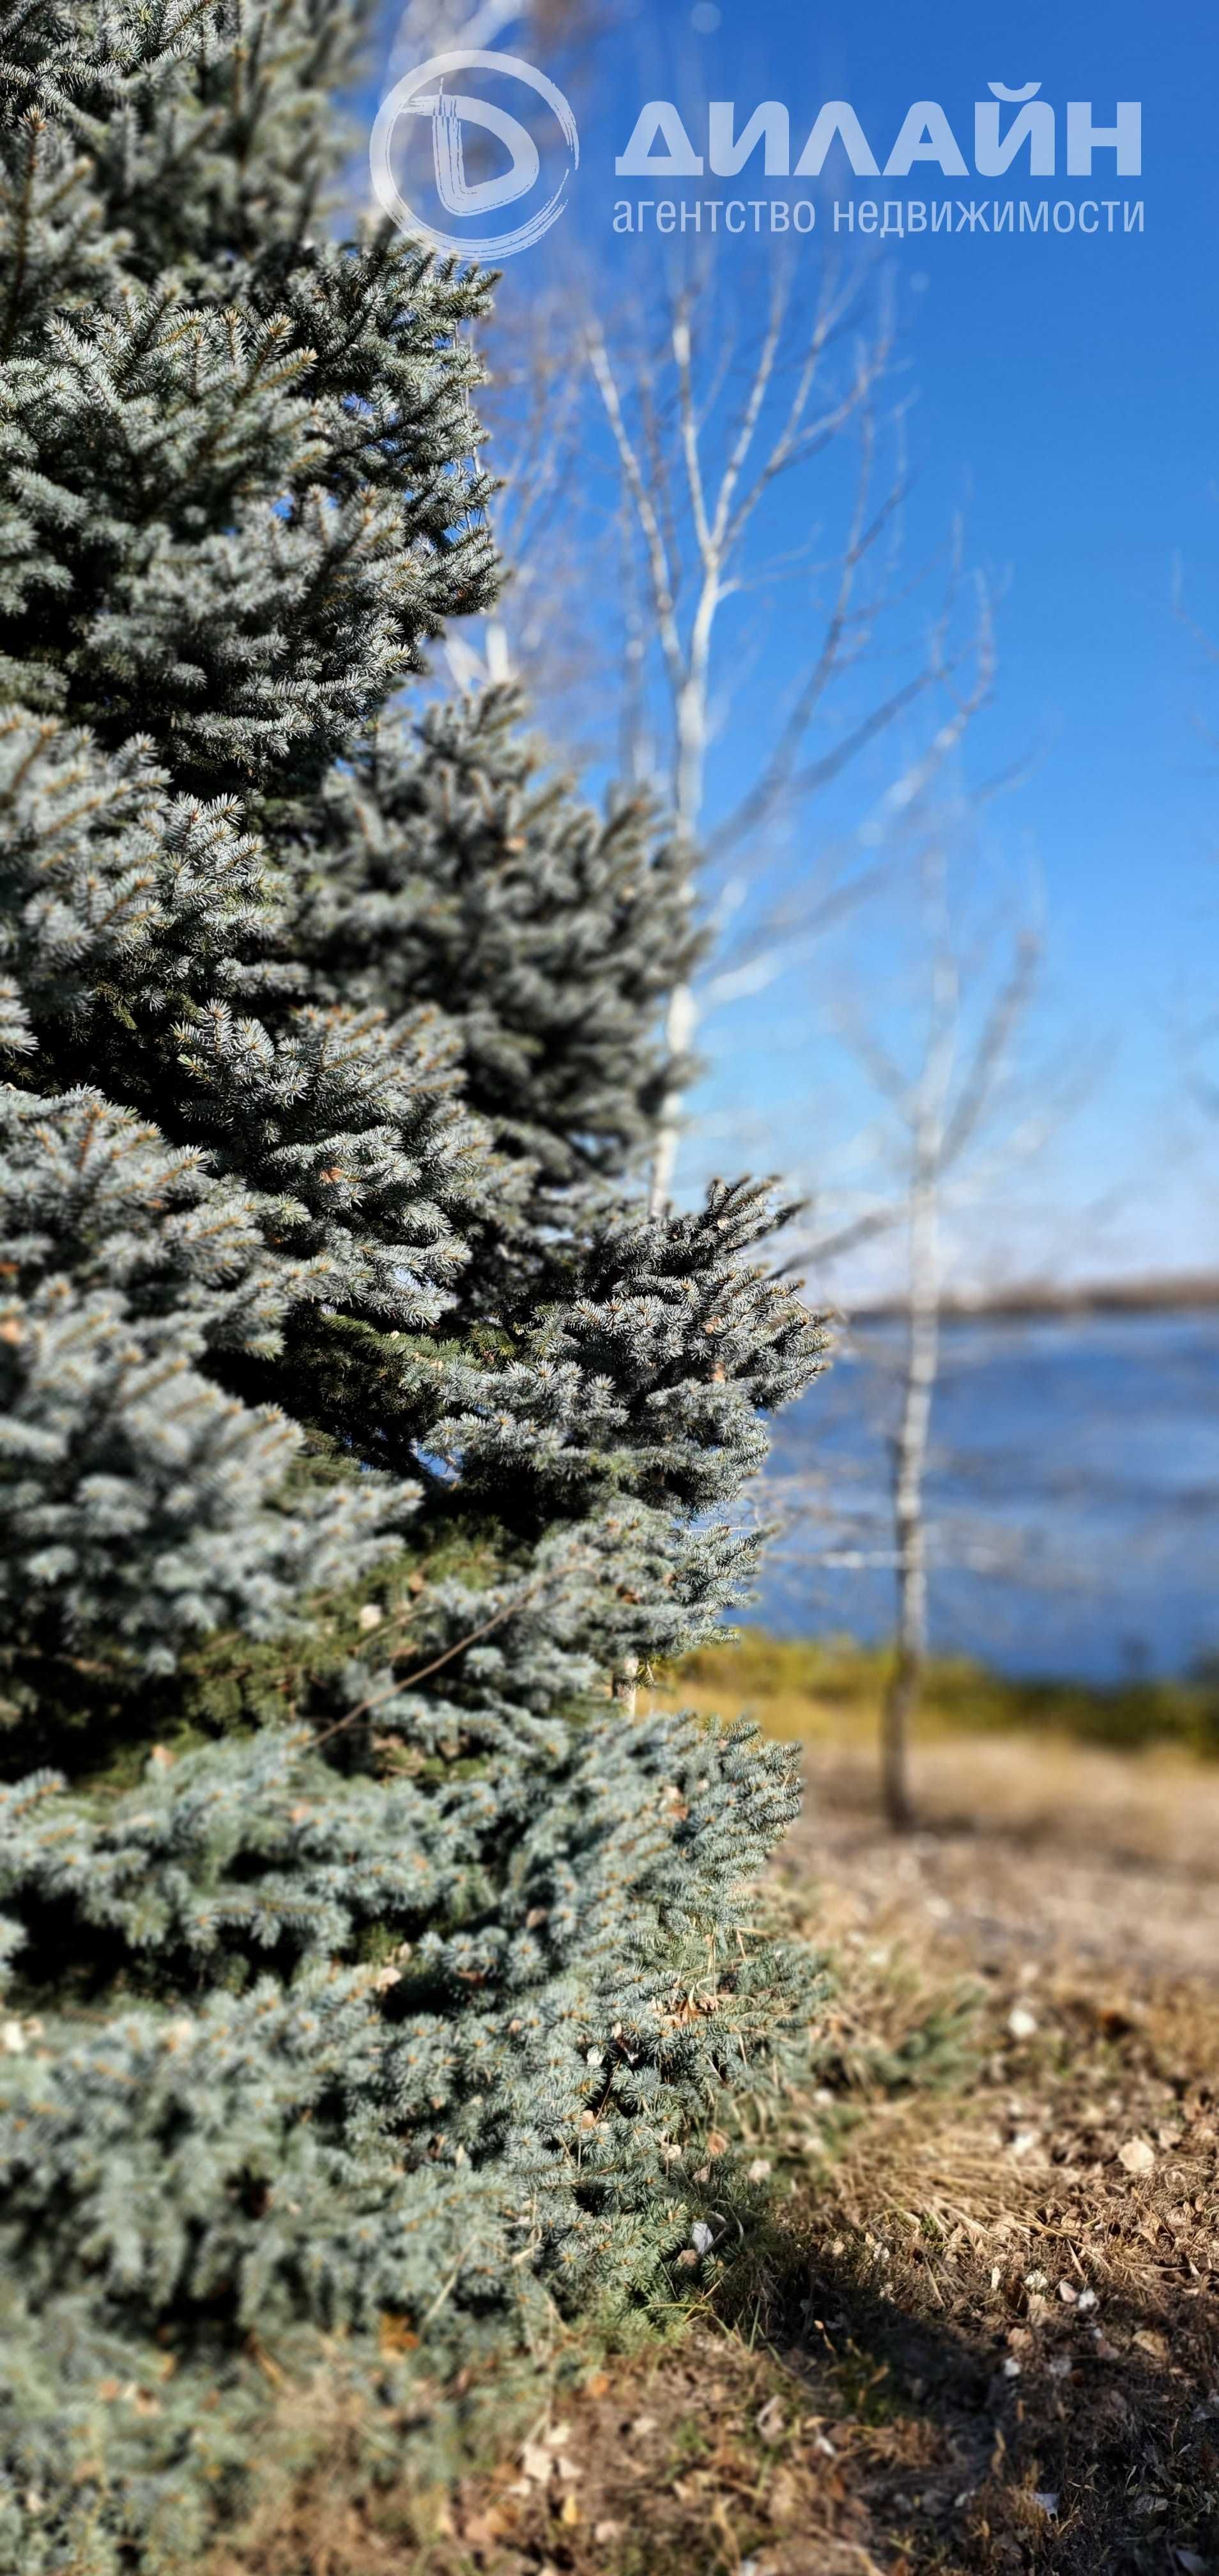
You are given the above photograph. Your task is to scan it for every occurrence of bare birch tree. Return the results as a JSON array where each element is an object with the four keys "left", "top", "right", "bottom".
[
  {"left": 375, "top": 15, "right": 992, "bottom": 1222},
  {"left": 585, "top": 254, "right": 990, "bottom": 1212},
  {"left": 873, "top": 851, "right": 1039, "bottom": 1825},
  {"left": 786, "top": 808, "right": 1079, "bottom": 1828}
]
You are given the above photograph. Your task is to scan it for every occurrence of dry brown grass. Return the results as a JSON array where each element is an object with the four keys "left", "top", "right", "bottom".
[
  {"left": 664, "top": 1653, "right": 1219, "bottom": 1982},
  {"left": 781, "top": 1729, "right": 1219, "bottom": 1986}
]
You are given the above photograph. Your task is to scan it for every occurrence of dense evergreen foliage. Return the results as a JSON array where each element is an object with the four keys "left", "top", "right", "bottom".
[{"left": 0, "top": 5, "right": 825, "bottom": 2566}]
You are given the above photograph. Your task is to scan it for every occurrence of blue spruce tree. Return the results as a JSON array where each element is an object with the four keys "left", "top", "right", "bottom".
[{"left": 0, "top": 7, "right": 826, "bottom": 2566}]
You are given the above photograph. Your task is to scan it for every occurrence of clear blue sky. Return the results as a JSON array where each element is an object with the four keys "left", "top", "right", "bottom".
[{"left": 371, "top": 0, "right": 1219, "bottom": 1280}]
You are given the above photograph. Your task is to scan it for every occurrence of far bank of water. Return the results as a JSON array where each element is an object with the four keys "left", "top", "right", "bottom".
[{"left": 755, "top": 1308, "right": 1219, "bottom": 1683}]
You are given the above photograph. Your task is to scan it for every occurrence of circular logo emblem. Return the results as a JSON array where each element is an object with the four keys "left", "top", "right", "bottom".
[{"left": 370, "top": 50, "right": 579, "bottom": 260}]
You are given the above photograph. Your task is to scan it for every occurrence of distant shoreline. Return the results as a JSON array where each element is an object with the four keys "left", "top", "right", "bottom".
[{"left": 844, "top": 1273, "right": 1219, "bottom": 1324}]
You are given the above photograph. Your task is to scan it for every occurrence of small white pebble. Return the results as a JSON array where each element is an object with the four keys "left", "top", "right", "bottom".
[{"left": 1008, "top": 2005, "right": 1039, "bottom": 2040}]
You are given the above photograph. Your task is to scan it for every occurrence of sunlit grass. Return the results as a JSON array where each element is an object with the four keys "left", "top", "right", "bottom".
[{"left": 648, "top": 1630, "right": 1219, "bottom": 1758}]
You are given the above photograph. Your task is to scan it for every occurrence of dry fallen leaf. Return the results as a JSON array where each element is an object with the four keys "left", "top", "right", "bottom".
[
  {"left": 460, "top": 2511, "right": 503, "bottom": 2549},
  {"left": 1118, "top": 2137, "right": 1156, "bottom": 2174},
  {"left": 755, "top": 2394, "right": 785, "bottom": 2442},
  {"left": 768, "top": 2467, "right": 801, "bottom": 2526}
]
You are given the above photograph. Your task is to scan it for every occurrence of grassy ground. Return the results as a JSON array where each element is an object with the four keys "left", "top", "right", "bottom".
[
  {"left": 215, "top": 1648, "right": 1219, "bottom": 2576},
  {"left": 661, "top": 1633, "right": 1219, "bottom": 1761}
]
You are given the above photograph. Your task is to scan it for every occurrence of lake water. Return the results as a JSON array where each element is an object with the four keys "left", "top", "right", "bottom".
[{"left": 753, "top": 1310, "right": 1219, "bottom": 1682}]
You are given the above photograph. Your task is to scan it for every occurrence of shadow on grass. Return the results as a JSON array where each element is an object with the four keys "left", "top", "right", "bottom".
[{"left": 733, "top": 2204, "right": 1219, "bottom": 2574}]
